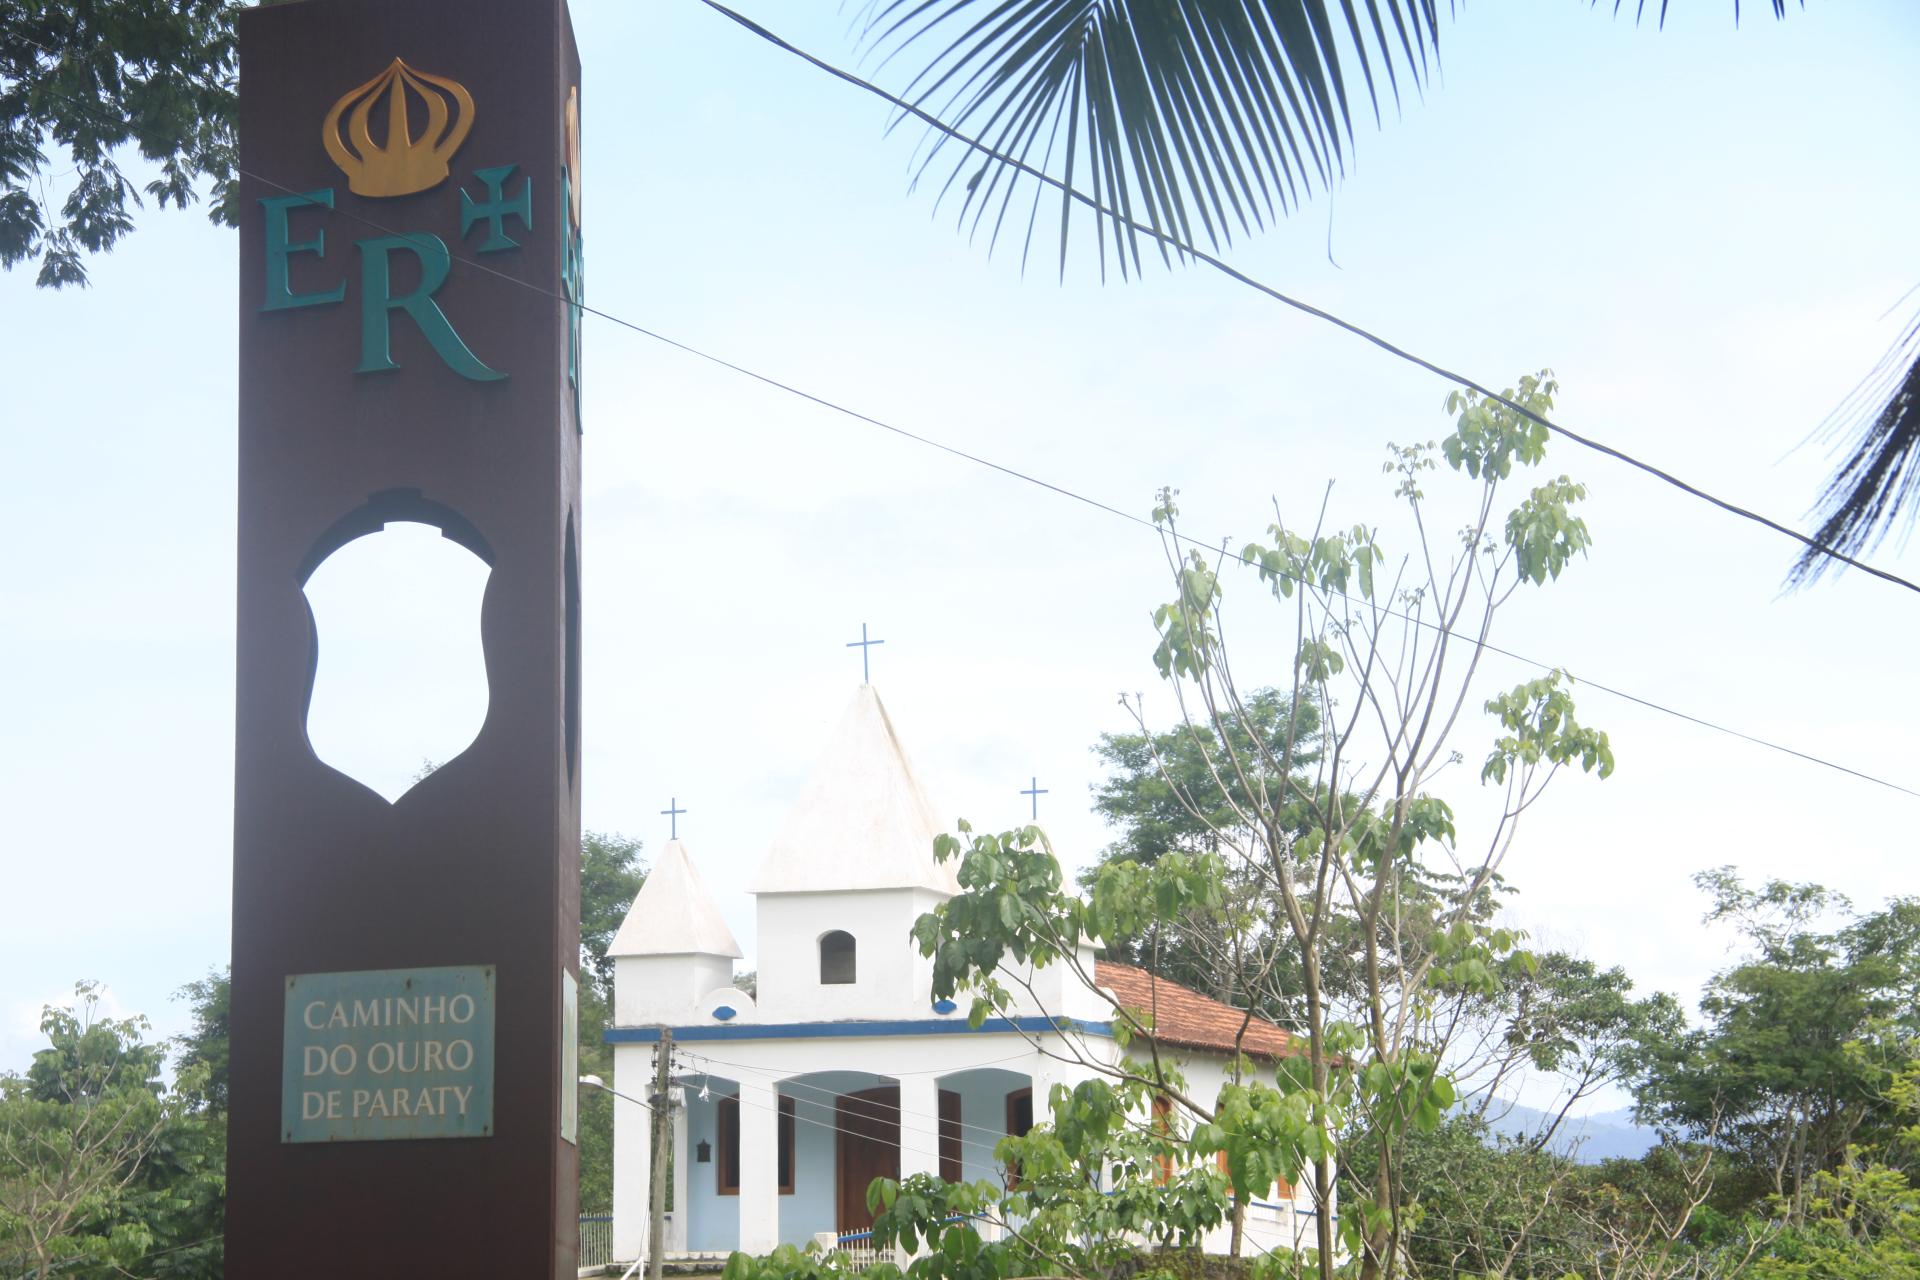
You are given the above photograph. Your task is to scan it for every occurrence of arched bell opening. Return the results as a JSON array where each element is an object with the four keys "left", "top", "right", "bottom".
[{"left": 818, "top": 930, "right": 856, "bottom": 985}]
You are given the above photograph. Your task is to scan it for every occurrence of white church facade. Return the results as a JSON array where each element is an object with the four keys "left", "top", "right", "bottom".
[{"left": 605, "top": 685, "right": 1328, "bottom": 1265}]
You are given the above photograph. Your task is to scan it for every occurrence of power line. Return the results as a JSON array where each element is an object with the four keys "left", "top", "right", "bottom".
[
  {"left": 693, "top": 1075, "right": 1318, "bottom": 1215},
  {"left": 696, "top": 1086, "right": 1334, "bottom": 1273},
  {"left": 12, "top": 26, "right": 1911, "bottom": 800},
  {"left": 698, "top": 1070, "right": 959, "bottom": 1165},
  {"left": 630, "top": 1059, "right": 1647, "bottom": 1273},
  {"left": 689, "top": 0, "right": 1920, "bottom": 598},
  {"left": 681, "top": 1046, "right": 1270, "bottom": 1158},
  {"left": 618, "top": 1057, "right": 1352, "bottom": 1264},
  {"left": 690, "top": 1050, "right": 1038, "bottom": 1080},
  {"left": 675, "top": 1051, "right": 1025, "bottom": 1147},
  {"left": 220, "top": 160, "right": 1920, "bottom": 803}
]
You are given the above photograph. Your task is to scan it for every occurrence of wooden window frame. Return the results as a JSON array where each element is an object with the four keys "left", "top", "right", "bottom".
[
  {"left": 717, "top": 1095, "right": 739, "bottom": 1195},
  {"left": 938, "top": 1088, "right": 962, "bottom": 1184},
  {"left": 778, "top": 1096, "right": 795, "bottom": 1195},
  {"left": 1003, "top": 1087, "right": 1033, "bottom": 1188},
  {"left": 1152, "top": 1093, "right": 1174, "bottom": 1185},
  {"left": 717, "top": 1094, "right": 797, "bottom": 1196},
  {"left": 1005, "top": 1087, "right": 1033, "bottom": 1138}
]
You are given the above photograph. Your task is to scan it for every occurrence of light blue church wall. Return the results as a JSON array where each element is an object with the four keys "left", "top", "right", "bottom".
[
  {"left": 682, "top": 1066, "right": 1036, "bottom": 1252},
  {"left": 771, "top": 1068, "right": 1037, "bottom": 1245},
  {"left": 942, "top": 1067, "right": 1030, "bottom": 1187},
  {"left": 780, "top": 1070, "right": 882, "bottom": 1244},
  {"left": 683, "top": 1086, "right": 740, "bottom": 1254}
]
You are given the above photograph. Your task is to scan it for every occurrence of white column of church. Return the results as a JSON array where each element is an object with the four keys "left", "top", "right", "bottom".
[
  {"left": 737, "top": 1078, "right": 781, "bottom": 1254},
  {"left": 898, "top": 1076, "right": 942, "bottom": 1183},
  {"left": 670, "top": 1098, "right": 691, "bottom": 1250},
  {"left": 1030, "top": 1048, "right": 1071, "bottom": 1131},
  {"left": 610, "top": 1043, "right": 652, "bottom": 1263},
  {"left": 896, "top": 1075, "right": 943, "bottom": 1259}
]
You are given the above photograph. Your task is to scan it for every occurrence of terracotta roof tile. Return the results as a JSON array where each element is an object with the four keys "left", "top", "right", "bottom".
[{"left": 1094, "top": 959, "right": 1296, "bottom": 1059}]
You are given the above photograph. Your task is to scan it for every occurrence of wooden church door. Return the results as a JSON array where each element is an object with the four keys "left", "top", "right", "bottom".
[{"left": 835, "top": 1086, "right": 901, "bottom": 1237}]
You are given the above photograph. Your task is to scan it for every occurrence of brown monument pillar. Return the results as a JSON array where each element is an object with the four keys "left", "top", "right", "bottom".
[{"left": 228, "top": 1, "right": 584, "bottom": 1274}]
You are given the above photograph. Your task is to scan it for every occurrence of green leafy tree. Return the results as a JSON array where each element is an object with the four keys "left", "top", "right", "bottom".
[
  {"left": 1752, "top": 1159, "right": 1920, "bottom": 1280},
  {"left": 578, "top": 830, "right": 647, "bottom": 1213},
  {"left": 1466, "top": 952, "right": 1685, "bottom": 1151},
  {"left": 1745, "top": 1055, "right": 1920, "bottom": 1280},
  {"left": 720, "top": 1077, "right": 1273, "bottom": 1280},
  {"left": 1567, "top": 1140, "right": 1781, "bottom": 1280},
  {"left": 93, "top": 1100, "right": 225, "bottom": 1280},
  {"left": 1091, "top": 710, "right": 1672, "bottom": 1147},
  {"left": 1, "top": 0, "right": 237, "bottom": 286},
  {"left": 172, "top": 968, "right": 229, "bottom": 1115},
  {"left": 1363, "top": 1120, "right": 1778, "bottom": 1280},
  {"left": 85, "top": 971, "right": 236, "bottom": 1280},
  {"left": 879, "top": 372, "right": 1614, "bottom": 1280},
  {"left": 577, "top": 975, "right": 620, "bottom": 1214},
  {"left": 1087, "top": 690, "right": 1318, "bottom": 1012},
  {"left": 582, "top": 830, "right": 646, "bottom": 990},
  {"left": 1091, "top": 689, "right": 1319, "bottom": 872},
  {"left": 1634, "top": 872, "right": 1920, "bottom": 1222},
  {"left": 1356, "top": 1114, "right": 1587, "bottom": 1280},
  {"left": 0, "top": 984, "right": 177, "bottom": 1280},
  {"left": 0, "top": 979, "right": 227, "bottom": 1280}
]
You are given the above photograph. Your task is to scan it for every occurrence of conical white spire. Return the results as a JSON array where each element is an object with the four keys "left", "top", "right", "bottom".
[
  {"left": 608, "top": 839, "right": 743, "bottom": 958},
  {"left": 751, "top": 685, "right": 961, "bottom": 896}
]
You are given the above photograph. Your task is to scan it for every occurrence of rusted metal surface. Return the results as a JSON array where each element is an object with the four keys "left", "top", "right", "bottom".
[{"left": 228, "top": 0, "right": 583, "bottom": 1274}]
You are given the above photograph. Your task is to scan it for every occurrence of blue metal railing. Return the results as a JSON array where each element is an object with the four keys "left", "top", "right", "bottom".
[{"left": 579, "top": 1213, "right": 614, "bottom": 1269}]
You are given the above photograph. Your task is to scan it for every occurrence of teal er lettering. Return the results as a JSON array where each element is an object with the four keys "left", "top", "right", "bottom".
[
  {"left": 459, "top": 164, "right": 533, "bottom": 254},
  {"left": 259, "top": 189, "right": 345, "bottom": 312},
  {"left": 355, "top": 234, "right": 505, "bottom": 382},
  {"left": 560, "top": 169, "right": 584, "bottom": 426}
]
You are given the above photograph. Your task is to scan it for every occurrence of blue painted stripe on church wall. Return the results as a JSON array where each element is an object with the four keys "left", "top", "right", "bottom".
[{"left": 603, "top": 1015, "right": 1112, "bottom": 1044}]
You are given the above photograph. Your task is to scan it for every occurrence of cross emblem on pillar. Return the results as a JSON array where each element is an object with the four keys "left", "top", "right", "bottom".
[
  {"left": 1021, "top": 776, "right": 1049, "bottom": 821},
  {"left": 660, "top": 797, "right": 686, "bottom": 839},
  {"left": 846, "top": 623, "right": 885, "bottom": 684},
  {"left": 459, "top": 163, "right": 534, "bottom": 253}
]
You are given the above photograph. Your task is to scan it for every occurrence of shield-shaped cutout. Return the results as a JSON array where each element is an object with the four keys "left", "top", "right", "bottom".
[{"left": 302, "top": 520, "right": 491, "bottom": 802}]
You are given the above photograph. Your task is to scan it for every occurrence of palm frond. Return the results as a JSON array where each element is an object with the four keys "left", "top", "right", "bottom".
[
  {"left": 1789, "top": 311, "right": 1920, "bottom": 587},
  {"left": 858, "top": 0, "right": 1448, "bottom": 278},
  {"left": 1602, "top": 2, "right": 1804, "bottom": 34}
]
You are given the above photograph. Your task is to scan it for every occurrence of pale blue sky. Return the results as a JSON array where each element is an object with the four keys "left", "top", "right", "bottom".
[{"left": 2, "top": 1, "right": 1916, "bottom": 1116}]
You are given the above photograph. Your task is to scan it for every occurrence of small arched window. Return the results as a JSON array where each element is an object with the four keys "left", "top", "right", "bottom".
[{"left": 820, "top": 930, "right": 856, "bottom": 984}]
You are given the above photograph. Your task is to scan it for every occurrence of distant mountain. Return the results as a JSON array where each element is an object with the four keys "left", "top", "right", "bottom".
[{"left": 1477, "top": 1101, "right": 1658, "bottom": 1164}]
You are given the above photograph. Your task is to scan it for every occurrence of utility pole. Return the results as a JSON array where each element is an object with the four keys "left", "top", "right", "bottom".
[{"left": 648, "top": 1029, "right": 674, "bottom": 1280}]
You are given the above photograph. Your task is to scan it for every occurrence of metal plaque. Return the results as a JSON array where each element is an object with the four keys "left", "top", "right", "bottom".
[
  {"left": 282, "top": 966, "right": 496, "bottom": 1143},
  {"left": 560, "top": 968, "right": 578, "bottom": 1145}
]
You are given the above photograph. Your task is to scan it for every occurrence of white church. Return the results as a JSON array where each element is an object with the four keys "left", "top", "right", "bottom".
[{"left": 604, "top": 685, "right": 1327, "bottom": 1266}]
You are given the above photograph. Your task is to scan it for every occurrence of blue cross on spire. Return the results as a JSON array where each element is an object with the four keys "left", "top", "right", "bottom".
[
  {"left": 660, "top": 797, "right": 686, "bottom": 840},
  {"left": 1021, "top": 776, "right": 1049, "bottom": 821},
  {"left": 846, "top": 622, "right": 885, "bottom": 684}
]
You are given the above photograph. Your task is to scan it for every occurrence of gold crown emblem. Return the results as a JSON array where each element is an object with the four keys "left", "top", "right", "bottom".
[
  {"left": 323, "top": 58, "right": 474, "bottom": 198},
  {"left": 564, "top": 86, "right": 582, "bottom": 228}
]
